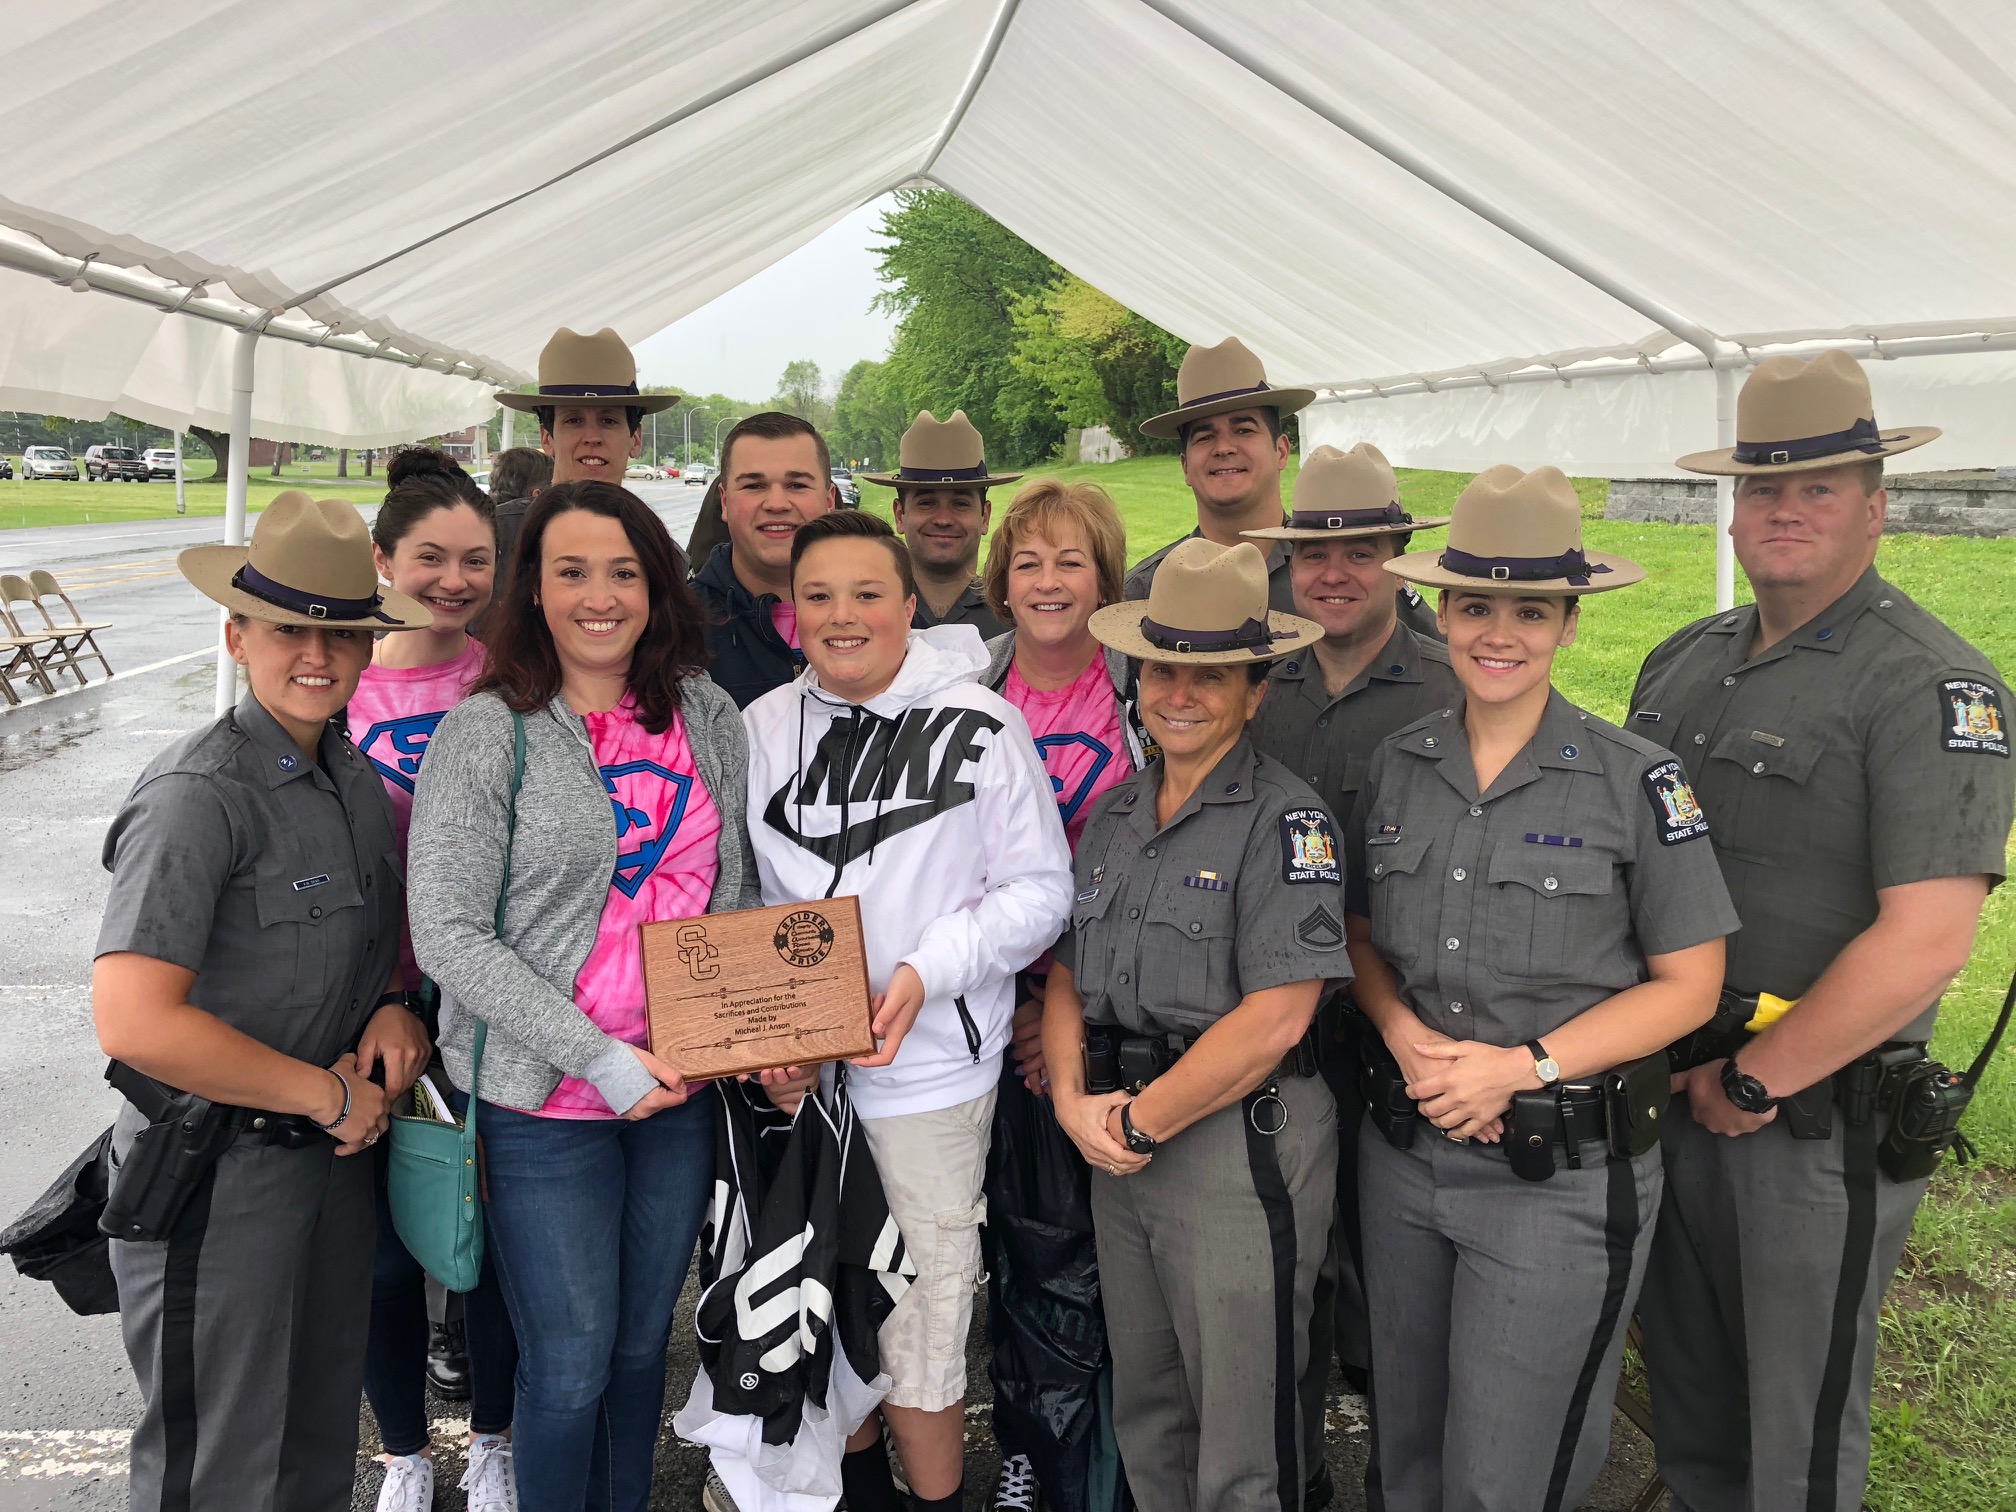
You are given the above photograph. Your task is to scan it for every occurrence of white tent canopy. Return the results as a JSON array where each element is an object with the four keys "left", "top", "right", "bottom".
[{"left": 3, "top": 0, "right": 2014, "bottom": 468}]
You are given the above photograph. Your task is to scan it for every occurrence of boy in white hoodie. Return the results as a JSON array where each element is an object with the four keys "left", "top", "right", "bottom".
[{"left": 740, "top": 511, "right": 1072, "bottom": 1512}]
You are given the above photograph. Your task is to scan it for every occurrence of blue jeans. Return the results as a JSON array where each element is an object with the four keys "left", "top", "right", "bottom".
[
  {"left": 478, "top": 1087, "right": 716, "bottom": 1512},
  {"left": 363, "top": 1143, "right": 518, "bottom": 1455}
]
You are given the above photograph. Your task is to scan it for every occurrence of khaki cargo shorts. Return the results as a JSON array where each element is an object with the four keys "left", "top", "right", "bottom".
[{"left": 856, "top": 1088, "right": 998, "bottom": 1411}]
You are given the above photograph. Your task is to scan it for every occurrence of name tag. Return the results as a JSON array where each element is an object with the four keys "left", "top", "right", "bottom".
[
  {"left": 292, "top": 874, "right": 331, "bottom": 891},
  {"left": 1749, "top": 730, "right": 1786, "bottom": 747}
]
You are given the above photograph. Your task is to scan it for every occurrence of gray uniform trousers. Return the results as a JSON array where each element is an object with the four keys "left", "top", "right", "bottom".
[
  {"left": 1637, "top": 1099, "right": 1927, "bottom": 1512},
  {"left": 1360, "top": 1119, "right": 1661, "bottom": 1512},
  {"left": 1300, "top": 1035, "right": 1369, "bottom": 1487},
  {"left": 111, "top": 1106, "right": 374, "bottom": 1512},
  {"left": 1094, "top": 1074, "right": 1336, "bottom": 1512}
]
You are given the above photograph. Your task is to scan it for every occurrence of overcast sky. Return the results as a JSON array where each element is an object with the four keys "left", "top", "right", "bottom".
[{"left": 632, "top": 194, "right": 899, "bottom": 404}]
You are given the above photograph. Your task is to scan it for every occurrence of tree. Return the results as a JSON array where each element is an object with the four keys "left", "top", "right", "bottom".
[
  {"left": 873, "top": 189, "right": 1065, "bottom": 465},
  {"left": 829, "top": 360, "right": 908, "bottom": 469},
  {"left": 771, "top": 361, "right": 831, "bottom": 429},
  {"left": 188, "top": 426, "right": 232, "bottom": 483},
  {"left": 1010, "top": 276, "right": 1186, "bottom": 455},
  {"left": 337, "top": 447, "right": 349, "bottom": 478}
]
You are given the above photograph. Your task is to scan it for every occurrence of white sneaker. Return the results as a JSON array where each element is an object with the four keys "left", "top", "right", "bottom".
[
  {"left": 460, "top": 1434, "right": 518, "bottom": 1512},
  {"left": 702, "top": 1468, "right": 741, "bottom": 1512},
  {"left": 374, "top": 1452, "right": 433, "bottom": 1512},
  {"left": 993, "top": 1451, "right": 1041, "bottom": 1511}
]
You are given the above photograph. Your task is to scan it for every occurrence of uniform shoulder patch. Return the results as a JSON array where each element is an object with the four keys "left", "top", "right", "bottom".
[
  {"left": 1280, "top": 807, "right": 1342, "bottom": 884},
  {"left": 1641, "top": 758, "right": 1711, "bottom": 846},
  {"left": 1938, "top": 678, "right": 2009, "bottom": 757},
  {"left": 1296, "top": 903, "right": 1345, "bottom": 951}
]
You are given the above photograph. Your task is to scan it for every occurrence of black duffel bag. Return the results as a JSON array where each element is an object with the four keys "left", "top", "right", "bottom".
[{"left": 1, "top": 1128, "right": 117, "bottom": 1316}]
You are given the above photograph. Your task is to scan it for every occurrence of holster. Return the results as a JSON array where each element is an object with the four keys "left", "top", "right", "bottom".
[
  {"left": 99, "top": 1062, "right": 242, "bottom": 1244},
  {"left": 1665, "top": 988, "right": 1756, "bottom": 1073},
  {"left": 1083, "top": 1024, "right": 1122, "bottom": 1095},
  {"left": 1506, "top": 1091, "right": 1561, "bottom": 1182}
]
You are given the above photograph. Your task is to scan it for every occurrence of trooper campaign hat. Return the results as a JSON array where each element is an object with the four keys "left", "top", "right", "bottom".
[
  {"left": 1385, "top": 464, "right": 1643, "bottom": 596},
  {"left": 495, "top": 327, "right": 680, "bottom": 415},
  {"left": 858, "top": 409, "right": 1023, "bottom": 490},
  {"left": 1139, "top": 337, "right": 1316, "bottom": 440},
  {"left": 1242, "top": 443, "right": 1451, "bottom": 542},
  {"left": 180, "top": 491, "right": 433, "bottom": 630},
  {"left": 1090, "top": 538, "right": 1322, "bottom": 664},
  {"left": 1675, "top": 348, "right": 1938, "bottom": 475}
]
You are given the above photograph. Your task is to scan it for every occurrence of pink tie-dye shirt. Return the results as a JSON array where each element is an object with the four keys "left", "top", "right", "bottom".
[
  {"left": 1005, "top": 655, "right": 1130, "bottom": 850},
  {"left": 348, "top": 641, "right": 486, "bottom": 983},
  {"left": 539, "top": 699, "right": 722, "bottom": 1119}
]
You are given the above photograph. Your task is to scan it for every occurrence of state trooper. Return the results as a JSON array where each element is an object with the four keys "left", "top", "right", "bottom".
[
  {"left": 1242, "top": 440, "right": 1458, "bottom": 1500},
  {"left": 860, "top": 408, "right": 1019, "bottom": 640},
  {"left": 1040, "top": 539, "right": 1346, "bottom": 1512},
  {"left": 1344, "top": 465, "right": 1738, "bottom": 1512},
  {"left": 1129, "top": 338, "right": 1439, "bottom": 641},
  {"left": 91, "top": 493, "right": 432, "bottom": 1511},
  {"left": 1632, "top": 350, "right": 2014, "bottom": 1512}
]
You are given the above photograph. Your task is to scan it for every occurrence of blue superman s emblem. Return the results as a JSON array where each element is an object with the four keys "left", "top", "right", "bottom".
[
  {"left": 1032, "top": 732, "right": 1114, "bottom": 824},
  {"left": 600, "top": 759, "right": 692, "bottom": 898},
  {"left": 357, "top": 711, "right": 447, "bottom": 793}
]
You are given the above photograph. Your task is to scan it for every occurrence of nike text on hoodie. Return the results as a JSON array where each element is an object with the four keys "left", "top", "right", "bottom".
[{"left": 743, "top": 627, "right": 1074, "bottom": 1119}]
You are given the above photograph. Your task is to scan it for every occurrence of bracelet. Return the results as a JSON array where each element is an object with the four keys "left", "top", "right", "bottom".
[{"left": 315, "top": 1068, "right": 352, "bottom": 1132}]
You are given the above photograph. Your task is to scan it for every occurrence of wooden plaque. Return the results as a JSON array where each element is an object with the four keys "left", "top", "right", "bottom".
[{"left": 640, "top": 897, "right": 875, "bottom": 1081}]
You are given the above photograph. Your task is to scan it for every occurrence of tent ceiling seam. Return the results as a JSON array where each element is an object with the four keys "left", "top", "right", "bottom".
[
  {"left": 1129, "top": 0, "right": 1731, "bottom": 367},
  {"left": 917, "top": 0, "right": 1025, "bottom": 177},
  {"left": 279, "top": 0, "right": 930, "bottom": 316}
]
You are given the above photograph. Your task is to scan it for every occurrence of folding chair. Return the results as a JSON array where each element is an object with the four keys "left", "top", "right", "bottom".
[
  {"left": 0, "top": 576, "right": 86, "bottom": 691},
  {"left": 27, "top": 570, "right": 114, "bottom": 679},
  {"left": 0, "top": 608, "right": 60, "bottom": 703}
]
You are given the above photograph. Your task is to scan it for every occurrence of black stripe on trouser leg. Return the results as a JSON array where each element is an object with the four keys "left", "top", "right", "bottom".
[
  {"left": 1243, "top": 1095, "right": 1301, "bottom": 1512},
  {"left": 158, "top": 1170, "right": 219, "bottom": 1512},
  {"left": 1806, "top": 1115, "right": 1879, "bottom": 1512},
  {"left": 1543, "top": 1154, "right": 1639, "bottom": 1512}
]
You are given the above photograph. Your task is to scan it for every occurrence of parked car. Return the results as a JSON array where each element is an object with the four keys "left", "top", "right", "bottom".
[
  {"left": 684, "top": 462, "right": 713, "bottom": 486},
  {"left": 143, "top": 447, "right": 179, "bottom": 479},
  {"left": 21, "top": 445, "right": 79, "bottom": 481},
  {"left": 831, "top": 467, "right": 860, "bottom": 507},
  {"left": 624, "top": 462, "right": 659, "bottom": 480},
  {"left": 84, "top": 445, "right": 150, "bottom": 482}
]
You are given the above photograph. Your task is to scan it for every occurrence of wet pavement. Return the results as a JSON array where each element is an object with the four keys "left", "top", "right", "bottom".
[{"left": 0, "top": 483, "right": 1660, "bottom": 1507}]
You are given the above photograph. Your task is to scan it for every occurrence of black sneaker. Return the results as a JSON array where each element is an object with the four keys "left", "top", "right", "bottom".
[
  {"left": 993, "top": 1452, "right": 1040, "bottom": 1510},
  {"left": 426, "top": 1318, "right": 471, "bottom": 1399}
]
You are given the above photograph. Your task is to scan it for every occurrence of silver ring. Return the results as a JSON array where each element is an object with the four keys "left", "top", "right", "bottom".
[
  {"left": 365, "top": 1133, "right": 379, "bottom": 1145},
  {"left": 1106, "top": 1162, "right": 1117, "bottom": 1175}
]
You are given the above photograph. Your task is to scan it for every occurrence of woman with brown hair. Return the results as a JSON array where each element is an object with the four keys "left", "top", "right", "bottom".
[{"left": 407, "top": 480, "right": 761, "bottom": 1512}]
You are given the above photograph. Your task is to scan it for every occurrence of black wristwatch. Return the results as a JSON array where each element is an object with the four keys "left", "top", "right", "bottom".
[
  {"left": 1120, "top": 1101, "right": 1159, "bottom": 1156},
  {"left": 375, "top": 989, "right": 418, "bottom": 1015},
  {"left": 1720, "top": 1057, "right": 1779, "bottom": 1114}
]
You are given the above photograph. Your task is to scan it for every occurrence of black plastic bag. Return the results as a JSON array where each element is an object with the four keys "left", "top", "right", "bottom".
[
  {"left": 983, "top": 1066, "right": 1130, "bottom": 1512},
  {"left": 1, "top": 1127, "right": 117, "bottom": 1316}
]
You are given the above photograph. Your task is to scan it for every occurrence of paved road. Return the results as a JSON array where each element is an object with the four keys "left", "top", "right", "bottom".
[{"left": 0, "top": 486, "right": 1657, "bottom": 1508}]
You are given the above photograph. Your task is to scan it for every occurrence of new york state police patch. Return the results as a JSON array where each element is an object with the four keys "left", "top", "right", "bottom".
[
  {"left": 1938, "top": 678, "right": 2009, "bottom": 757},
  {"left": 1280, "top": 808, "right": 1342, "bottom": 884},
  {"left": 1641, "top": 759, "right": 1711, "bottom": 845}
]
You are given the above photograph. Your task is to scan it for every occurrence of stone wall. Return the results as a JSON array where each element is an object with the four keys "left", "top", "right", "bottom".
[{"left": 1606, "top": 473, "right": 2016, "bottom": 536}]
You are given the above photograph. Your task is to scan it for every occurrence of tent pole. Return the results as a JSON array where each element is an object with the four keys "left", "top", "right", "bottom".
[
  {"left": 215, "top": 330, "right": 257, "bottom": 717},
  {"left": 499, "top": 405, "right": 513, "bottom": 452},
  {"left": 1714, "top": 365, "right": 1736, "bottom": 612},
  {"left": 1134, "top": 0, "right": 1726, "bottom": 367},
  {"left": 173, "top": 430, "right": 186, "bottom": 516}
]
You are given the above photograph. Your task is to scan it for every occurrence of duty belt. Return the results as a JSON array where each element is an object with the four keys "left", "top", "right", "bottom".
[{"left": 109, "top": 1061, "right": 327, "bottom": 1149}]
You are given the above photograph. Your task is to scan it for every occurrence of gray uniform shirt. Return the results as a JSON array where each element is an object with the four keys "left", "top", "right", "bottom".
[
  {"left": 1630, "top": 567, "right": 2012, "bottom": 1036},
  {"left": 96, "top": 695, "right": 403, "bottom": 1066},
  {"left": 1057, "top": 737, "right": 1351, "bottom": 1037},
  {"left": 1345, "top": 692, "right": 1738, "bottom": 1047},
  {"left": 1251, "top": 621, "right": 1460, "bottom": 825},
  {"left": 912, "top": 578, "right": 1006, "bottom": 641}
]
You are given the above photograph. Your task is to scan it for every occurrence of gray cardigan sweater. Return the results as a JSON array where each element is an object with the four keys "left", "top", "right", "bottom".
[{"left": 407, "top": 675, "right": 762, "bottom": 1114}]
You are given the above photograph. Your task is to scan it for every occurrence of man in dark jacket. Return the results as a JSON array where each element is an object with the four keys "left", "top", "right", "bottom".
[{"left": 691, "top": 412, "right": 838, "bottom": 708}]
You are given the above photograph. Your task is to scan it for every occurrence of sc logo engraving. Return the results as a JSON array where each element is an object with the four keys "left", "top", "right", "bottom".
[{"left": 677, "top": 923, "right": 721, "bottom": 981}]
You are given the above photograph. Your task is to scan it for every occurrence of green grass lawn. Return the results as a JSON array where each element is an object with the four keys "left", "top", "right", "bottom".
[
  {"left": 0, "top": 457, "right": 389, "bottom": 529},
  {"left": 952, "top": 453, "right": 2015, "bottom": 1509}
]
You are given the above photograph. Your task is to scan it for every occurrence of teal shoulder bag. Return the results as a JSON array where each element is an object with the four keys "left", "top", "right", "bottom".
[{"left": 387, "top": 710, "right": 522, "bottom": 1292}]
